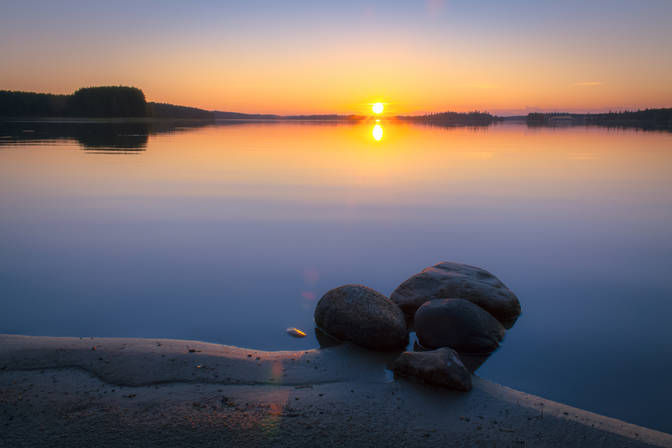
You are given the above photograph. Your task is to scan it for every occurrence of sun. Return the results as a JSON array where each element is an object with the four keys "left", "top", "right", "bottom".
[{"left": 372, "top": 102, "right": 384, "bottom": 114}]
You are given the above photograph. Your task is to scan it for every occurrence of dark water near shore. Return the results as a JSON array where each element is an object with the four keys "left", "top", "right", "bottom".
[{"left": 1, "top": 119, "right": 671, "bottom": 433}]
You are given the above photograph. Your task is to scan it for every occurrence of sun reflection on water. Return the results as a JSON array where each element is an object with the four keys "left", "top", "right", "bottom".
[{"left": 372, "top": 123, "right": 383, "bottom": 141}]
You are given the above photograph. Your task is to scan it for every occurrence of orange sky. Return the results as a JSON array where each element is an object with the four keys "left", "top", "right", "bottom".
[{"left": 1, "top": 1, "right": 671, "bottom": 115}]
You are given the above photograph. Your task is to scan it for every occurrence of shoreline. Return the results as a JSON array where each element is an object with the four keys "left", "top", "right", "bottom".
[{"left": 1, "top": 334, "right": 670, "bottom": 447}]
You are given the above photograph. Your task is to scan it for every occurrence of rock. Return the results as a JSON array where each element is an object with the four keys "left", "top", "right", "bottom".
[
  {"left": 412, "top": 338, "right": 492, "bottom": 372},
  {"left": 415, "top": 299, "right": 505, "bottom": 354},
  {"left": 391, "top": 262, "right": 521, "bottom": 328},
  {"left": 314, "top": 285, "right": 408, "bottom": 350},
  {"left": 392, "top": 347, "right": 472, "bottom": 391}
]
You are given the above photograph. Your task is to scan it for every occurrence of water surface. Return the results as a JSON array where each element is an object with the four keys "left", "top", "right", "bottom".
[{"left": 1, "top": 120, "right": 671, "bottom": 432}]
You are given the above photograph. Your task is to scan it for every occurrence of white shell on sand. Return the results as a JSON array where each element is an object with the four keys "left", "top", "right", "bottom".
[{"left": 286, "top": 327, "right": 307, "bottom": 338}]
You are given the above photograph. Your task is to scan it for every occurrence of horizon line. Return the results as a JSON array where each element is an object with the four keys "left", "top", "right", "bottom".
[{"left": 1, "top": 87, "right": 670, "bottom": 118}]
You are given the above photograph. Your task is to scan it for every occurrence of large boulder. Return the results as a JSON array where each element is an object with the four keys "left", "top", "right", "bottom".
[
  {"left": 391, "top": 347, "right": 472, "bottom": 391},
  {"left": 314, "top": 285, "right": 408, "bottom": 350},
  {"left": 415, "top": 299, "right": 505, "bottom": 354},
  {"left": 391, "top": 262, "right": 521, "bottom": 328}
]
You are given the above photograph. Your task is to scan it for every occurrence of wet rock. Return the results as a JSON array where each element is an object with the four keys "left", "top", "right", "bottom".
[
  {"left": 391, "top": 262, "right": 521, "bottom": 328},
  {"left": 415, "top": 299, "right": 505, "bottom": 353},
  {"left": 314, "top": 284, "right": 408, "bottom": 350},
  {"left": 414, "top": 339, "right": 491, "bottom": 373},
  {"left": 392, "top": 347, "right": 472, "bottom": 391}
]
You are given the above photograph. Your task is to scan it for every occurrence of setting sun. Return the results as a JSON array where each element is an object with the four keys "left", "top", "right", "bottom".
[{"left": 372, "top": 103, "right": 384, "bottom": 114}]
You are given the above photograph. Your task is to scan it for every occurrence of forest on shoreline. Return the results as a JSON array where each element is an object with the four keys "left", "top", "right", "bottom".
[
  {"left": 1, "top": 86, "right": 671, "bottom": 129},
  {"left": 0, "top": 87, "right": 213, "bottom": 119}
]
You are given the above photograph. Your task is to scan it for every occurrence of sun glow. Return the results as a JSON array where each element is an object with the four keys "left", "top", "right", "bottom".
[{"left": 372, "top": 102, "right": 384, "bottom": 114}]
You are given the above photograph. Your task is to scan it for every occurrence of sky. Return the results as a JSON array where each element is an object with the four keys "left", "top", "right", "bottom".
[{"left": 1, "top": 0, "right": 671, "bottom": 115}]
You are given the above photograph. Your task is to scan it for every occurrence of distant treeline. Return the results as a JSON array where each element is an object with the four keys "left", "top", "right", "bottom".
[
  {"left": 5, "top": 87, "right": 670, "bottom": 129},
  {"left": 148, "top": 102, "right": 214, "bottom": 119},
  {"left": 527, "top": 109, "right": 672, "bottom": 130},
  {"left": 398, "top": 111, "right": 497, "bottom": 126},
  {"left": 0, "top": 87, "right": 148, "bottom": 117},
  {"left": 0, "top": 87, "right": 364, "bottom": 120},
  {"left": 0, "top": 86, "right": 217, "bottom": 119},
  {"left": 213, "top": 111, "right": 363, "bottom": 120}
]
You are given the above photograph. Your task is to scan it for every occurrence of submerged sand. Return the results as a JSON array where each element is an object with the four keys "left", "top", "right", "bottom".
[{"left": 1, "top": 334, "right": 670, "bottom": 447}]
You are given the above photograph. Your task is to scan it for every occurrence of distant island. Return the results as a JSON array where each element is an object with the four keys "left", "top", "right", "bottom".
[
  {"left": 1, "top": 86, "right": 671, "bottom": 130},
  {"left": 526, "top": 110, "right": 672, "bottom": 130},
  {"left": 399, "top": 109, "right": 672, "bottom": 130},
  {"left": 397, "top": 111, "right": 497, "bottom": 126}
]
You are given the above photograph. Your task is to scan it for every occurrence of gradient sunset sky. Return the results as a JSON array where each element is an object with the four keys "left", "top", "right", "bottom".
[{"left": 1, "top": 0, "right": 671, "bottom": 115}]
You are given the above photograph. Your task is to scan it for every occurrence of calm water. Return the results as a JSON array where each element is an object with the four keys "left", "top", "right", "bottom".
[{"left": 1, "top": 120, "right": 671, "bottom": 432}]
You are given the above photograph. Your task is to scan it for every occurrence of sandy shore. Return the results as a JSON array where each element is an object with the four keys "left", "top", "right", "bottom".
[{"left": 1, "top": 334, "right": 670, "bottom": 447}]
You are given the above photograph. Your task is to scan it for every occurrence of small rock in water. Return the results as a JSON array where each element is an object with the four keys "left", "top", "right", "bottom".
[
  {"left": 286, "top": 327, "right": 307, "bottom": 338},
  {"left": 392, "top": 347, "right": 472, "bottom": 391}
]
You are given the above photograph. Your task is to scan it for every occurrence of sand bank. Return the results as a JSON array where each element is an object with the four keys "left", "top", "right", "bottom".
[{"left": 1, "top": 334, "right": 670, "bottom": 447}]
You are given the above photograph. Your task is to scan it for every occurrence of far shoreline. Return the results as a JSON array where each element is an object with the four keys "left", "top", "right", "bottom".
[{"left": 3, "top": 86, "right": 671, "bottom": 130}]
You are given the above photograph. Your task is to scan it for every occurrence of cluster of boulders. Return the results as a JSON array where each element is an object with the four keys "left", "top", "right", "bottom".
[{"left": 313, "top": 262, "right": 521, "bottom": 391}]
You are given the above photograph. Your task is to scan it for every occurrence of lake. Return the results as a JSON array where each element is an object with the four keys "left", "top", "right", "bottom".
[{"left": 1, "top": 119, "right": 671, "bottom": 432}]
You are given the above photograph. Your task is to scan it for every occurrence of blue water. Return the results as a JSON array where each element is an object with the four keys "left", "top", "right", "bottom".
[{"left": 1, "top": 120, "right": 671, "bottom": 432}]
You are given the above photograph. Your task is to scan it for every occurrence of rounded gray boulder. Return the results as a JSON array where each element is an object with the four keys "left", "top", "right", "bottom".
[
  {"left": 391, "top": 262, "right": 521, "bottom": 328},
  {"left": 415, "top": 298, "right": 505, "bottom": 354},
  {"left": 392, "top": 347, "right": 472, "bottom": 391},
  {"left": 314, "top": 285, "right": 408, "bottom": 350}
]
